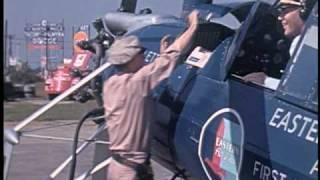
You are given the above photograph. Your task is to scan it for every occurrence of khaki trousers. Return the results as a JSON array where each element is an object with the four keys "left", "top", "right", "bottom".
[
  {"left": 107, "top": 159, "right": 136, "bottom": 180},
  {"left": 107, "top": 158, "right": 154, "bottom": 180}
]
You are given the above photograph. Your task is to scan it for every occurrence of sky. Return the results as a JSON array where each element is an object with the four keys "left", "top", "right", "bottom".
[
  {"left": 4, "top": 0, "right": 183, "bottom": 68},
  {"left": 4, "top": 0, "right": 270, "bottom": 69}
]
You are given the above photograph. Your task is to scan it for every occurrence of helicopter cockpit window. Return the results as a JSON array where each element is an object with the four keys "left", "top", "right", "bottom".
[
  {"left": 277, "top": 6, "right": 318, "bottom": 112},
  {"left": 190, "top": 22, "right": 234, "bottom": 52},
  {"left": 228, "top": 2, "right": 291, "bottom": 90}
]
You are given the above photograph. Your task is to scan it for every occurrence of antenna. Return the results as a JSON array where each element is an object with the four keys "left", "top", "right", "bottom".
[{"left": 119, "top": 0, "right": 137, "bottom": 13}]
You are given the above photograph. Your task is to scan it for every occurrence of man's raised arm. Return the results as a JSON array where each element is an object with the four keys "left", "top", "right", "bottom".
[
  {"left": 164, "top": 10, "right": 199, "bottom": 54},
  {"left": 134, "top": 10, "right": 199, "bottom": 89}
]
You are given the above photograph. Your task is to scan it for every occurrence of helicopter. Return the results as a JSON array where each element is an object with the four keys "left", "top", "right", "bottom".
[{"left": 4, "top": 0, "right": 318, "bottom": 179}]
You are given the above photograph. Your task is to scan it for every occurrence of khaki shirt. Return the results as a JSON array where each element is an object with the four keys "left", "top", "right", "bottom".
[{"left": 103, "top": 49, "right": 181, "bottom": 162}]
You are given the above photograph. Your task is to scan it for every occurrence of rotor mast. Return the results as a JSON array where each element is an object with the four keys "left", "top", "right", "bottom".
[{"left": 119, "top": 0, "right": 138, "bottom": 13}]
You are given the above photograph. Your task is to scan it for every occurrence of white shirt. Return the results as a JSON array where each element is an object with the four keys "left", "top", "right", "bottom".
[
  {"left": 263, "top": 35, "right": 302, "bottom": 90},
  {"left": 289, "top": 35, "right": 301, "bottom": 56}
]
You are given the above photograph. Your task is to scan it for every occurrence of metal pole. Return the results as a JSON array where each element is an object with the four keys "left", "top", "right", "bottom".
[
  {"left": 75, "top": 158, "right": 112, "bottom": 180},
  {"left": 4, "top": 19, "right": 8, "bottom": 70},
  {"left": 88, "top": 24, "right": 91, "bottom": 39},
  {"left": 4, "top": 142, "right": 14, "bottom": 180},
  {"left": 4, "top": 128, "right": 20, "bottom": 180},
  {"left": 8, "top": 35, "right": 13, "bottom": 57},
  {"left": 47, "top": 124, "right": 107, "bottom": 179},
  {"left": 62, "top": 19, "right": 65, "bottom": 62},
  {"left": 21, "top": 133, "right": 110, "bottom": 144},
  {"left": 8, "top": 34, "right": 14, "bottom": 72},
  {"left": 45, "top": 23, "right": 49, "bottom": 78},
  {"left": 25, "top": 36, "right": 29, "bottom": 65},
  {"left": 13, "top": 61, "right": 112, "bottom": 132},
  {"left": 72, "top": 25, "right": 75, "bottom": 57},
  {"left": 24, "top": 20, "right": 29, "bottom": 66},
  {"left": 16, "top": 43, "right": 21, "bottom": 60}
]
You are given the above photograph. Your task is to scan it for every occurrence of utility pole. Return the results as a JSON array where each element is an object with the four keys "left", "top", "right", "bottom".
[
  {"left": 8, "top": 34, "right": 14, "bottom": 66},
  {"left": 45, "top": 23, "right": 49, "bottom": 79},
  {"left": 88, "top": 24, "right": 91, "bottom": 39},
  {"left": 15, "top": 42, "right": 21, "bottom": 60},
  {"left": 7, "top": 34, "right": 14, "bottom": 73},
  {"left": 45, "top": 24, "right": 49, "bottom": 78},
  {"left": 25, "top": 36, "right": 29, "bottom": 65},
  {"left": 72, "top": 25, "right": 75, "bottom": 57},
  {"left": 8, "top": 35, "right": 13, "bottom": 58},
  {"left": 62, "top": 19, "right": 65, "bottom": 61},
  {"left": 4, "top": 19, "right": 8, "bottom": 71},
  {"left": 24, "top": 20, "right": 29, "bottom": 66}
]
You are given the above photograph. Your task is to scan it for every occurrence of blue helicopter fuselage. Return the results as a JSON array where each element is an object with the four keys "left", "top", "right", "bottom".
[{"left": 99, "top": 1, "right": 318, "bottom": 179}]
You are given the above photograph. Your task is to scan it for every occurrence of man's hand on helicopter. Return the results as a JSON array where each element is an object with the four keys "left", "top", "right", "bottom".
[
  {"left": 160, "top": 35, "right": 171, "bottom": 53},
  {"left": 164, "top": 10, "right": 199, "bottom": 54},
  {"left": 187, "top": 9, "right": 199, "bottom": 29},
  {"left": 159, "top": 10, "right": 199, "bottom": 54}
]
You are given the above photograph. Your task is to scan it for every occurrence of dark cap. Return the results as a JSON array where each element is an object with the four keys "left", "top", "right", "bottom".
[
  {"left": 276, "top": 0, "right": 316, "bottom": 20},
  {"left": 276, "top": 0, "right": 303, "bottom": 12}
]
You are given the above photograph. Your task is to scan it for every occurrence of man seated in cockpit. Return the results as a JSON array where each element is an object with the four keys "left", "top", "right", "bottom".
[{"left": 243, "top": 0, "right": 316, "bottom": 89}]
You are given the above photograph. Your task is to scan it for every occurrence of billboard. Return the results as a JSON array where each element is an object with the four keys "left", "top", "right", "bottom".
[
  {"left": 24, "top": 20, "right": 64, "bottom": 50},
  {"left": 73, "top": 24, "right": 90, "bottom": 54}
]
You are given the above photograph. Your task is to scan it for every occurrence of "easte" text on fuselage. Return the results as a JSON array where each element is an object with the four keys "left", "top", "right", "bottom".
[{"left": 269, "top": 108, "right": 318, "bottom": 144}]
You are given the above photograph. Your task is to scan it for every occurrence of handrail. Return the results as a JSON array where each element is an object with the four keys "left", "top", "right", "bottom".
[
  {"left": 75, "top": 157, "right": 112, "bottom": 180},
  {"left": 4, "top": 62, "right": 112, "bottom": 180},
  {"left": 47, "top": 123, "right": 107, "bottom": 179},
  {"left": 13, "top": 61, "right": 111, "bottom": 132}
]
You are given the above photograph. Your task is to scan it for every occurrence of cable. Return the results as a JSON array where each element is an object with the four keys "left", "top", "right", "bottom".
[
  {"left": 68, "top": 107, "right": 104, "bottom": 180},
  {"left": 170, "top": 169, "right": 188, "bottom": 180}
]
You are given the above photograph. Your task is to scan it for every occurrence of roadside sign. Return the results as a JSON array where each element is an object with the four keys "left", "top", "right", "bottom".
[
  {"left": 24, "top": 20, "right": 64, "bottom": 50},
  {"left": 73, "top": 31, "right": 88, "bottom": 53}
]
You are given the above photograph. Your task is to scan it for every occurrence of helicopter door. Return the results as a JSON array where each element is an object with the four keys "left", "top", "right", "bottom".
[
  {"left": 222, "top": 1, "right": 261, "bottom": 80},
  {"left": 276, "top": 2, "right": 318, "bottom": 112}
]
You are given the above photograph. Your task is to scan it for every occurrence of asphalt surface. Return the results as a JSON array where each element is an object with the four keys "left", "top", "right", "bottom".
[{"left": 4, "top": 120, "right": 180, "bottom": 180}]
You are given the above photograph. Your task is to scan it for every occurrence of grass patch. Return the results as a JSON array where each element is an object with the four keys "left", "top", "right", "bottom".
[{"left": 4, "top": 100, "right": 99, "bottom": 121}]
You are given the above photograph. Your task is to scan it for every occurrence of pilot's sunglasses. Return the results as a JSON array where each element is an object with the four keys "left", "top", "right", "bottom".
[{"left": 277, "top": 4, "right": 303, "bottom": 14}]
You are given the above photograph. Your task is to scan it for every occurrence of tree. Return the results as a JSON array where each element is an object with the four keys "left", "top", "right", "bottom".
[{"left": 9, "top": 62, "right": 42, "bottom": 84}]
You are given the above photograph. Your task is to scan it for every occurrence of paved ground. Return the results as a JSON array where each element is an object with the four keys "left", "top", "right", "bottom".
[{"left": 4, "top": 120, "right": 179, "bottom": 180}]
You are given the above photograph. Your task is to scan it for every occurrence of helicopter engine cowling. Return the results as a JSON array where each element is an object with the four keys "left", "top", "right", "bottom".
[{"left": 102, "top": 12, "right": 185, "bottom": 37}]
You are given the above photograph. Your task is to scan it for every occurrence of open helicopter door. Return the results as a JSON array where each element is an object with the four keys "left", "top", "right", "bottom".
[
  {"left": 276, "top": 2, "right": 318, "bottom": 112},
  {"left": 196, "top": 2, "right": 262, "bottom": 180},
  {"left": 222, "top": 0, "right": 261, "bottom": 81}
]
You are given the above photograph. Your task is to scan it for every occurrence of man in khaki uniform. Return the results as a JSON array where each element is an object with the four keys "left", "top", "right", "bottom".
[{"left": 103, "top": 10, "right": 199, "bottom": 180}]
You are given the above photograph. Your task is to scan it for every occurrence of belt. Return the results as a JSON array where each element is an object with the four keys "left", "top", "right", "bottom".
[
  {"left": 111, "top": 153, "right": 151, "bottom": 169},
  {"left": 111, "top": 152, "right": 153, "bottom": 179}
]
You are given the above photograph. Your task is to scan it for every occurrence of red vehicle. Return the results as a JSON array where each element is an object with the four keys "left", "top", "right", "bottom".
[{"left": 44, "top": 52, "right": 93, "bottom": 100}]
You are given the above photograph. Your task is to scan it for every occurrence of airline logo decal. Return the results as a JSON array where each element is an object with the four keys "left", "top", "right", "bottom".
[{"left": 198, "top": 108, "right": 244, "bottom": 180}]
